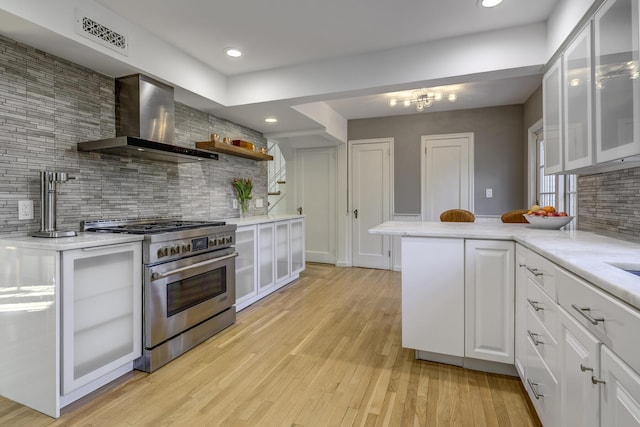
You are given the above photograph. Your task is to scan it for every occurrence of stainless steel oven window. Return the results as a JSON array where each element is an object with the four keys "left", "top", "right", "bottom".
[{"left": 166, "top": 266, "right": 227, "bottom": 317}]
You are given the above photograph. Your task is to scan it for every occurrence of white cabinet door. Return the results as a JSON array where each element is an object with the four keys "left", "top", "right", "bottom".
[
  {"left": 594, "top": 0, "right": 640, "bottom": 162},
  {"left": 401, "top": 237, "right": 464, "bottom": 357},
  {"left": 464, "top": 240, "right": 515, "bottom": 364},
  {"left": 275, "top": 221, "right": 291, "bottom": 284},
  {"left": 601, "top": 345, "right": 640, "bottom": 426},
  {"left": 235, "top": 225, "right": 257, "bottom": 306},
  {"left": 61, "top": 242, "right": 141, "bottom": 395},
  {"left": 515, "top": 244, "right": 528, "bottom": 378},
  {"left": 564, "top": 22, "right": 594, "bottom": 171},
  {"left": 290, "top": 218, "right": 305, "bottom": 276},
  {"left": 544, "top": 57, "right": 564, "bottom": 174},
  {"left": 558, "top": 307, "right": 601, "bottom": 427},
  {"left": 258, "top": 223, "right": 275, "bottom": 292}
]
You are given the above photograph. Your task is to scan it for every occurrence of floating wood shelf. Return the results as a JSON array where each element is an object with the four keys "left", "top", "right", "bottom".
[{"left": 195, "top": 141, "right": 273, "bottom": 161}]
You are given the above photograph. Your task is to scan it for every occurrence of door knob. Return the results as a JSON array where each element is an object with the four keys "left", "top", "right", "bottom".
[
  {"left": 354, "top": 209, "right": 358, "bottom": 219},
  {"left": 297, "top": 207, "right": 303, "bottom": 215}
]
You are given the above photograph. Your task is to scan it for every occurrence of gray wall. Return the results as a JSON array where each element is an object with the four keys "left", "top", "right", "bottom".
[
  {"left": 0, "top": 34, "right": 267, "bottom": 235},
  {"left": 348, "top": 105, "right": 524, "bottom": 215}
]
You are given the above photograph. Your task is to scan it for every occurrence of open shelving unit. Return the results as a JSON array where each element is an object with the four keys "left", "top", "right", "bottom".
[{"left": 195, "top": 141, "right": 273, "bottom": 161}]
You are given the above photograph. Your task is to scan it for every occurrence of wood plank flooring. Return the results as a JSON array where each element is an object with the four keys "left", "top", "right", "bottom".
[{"left": 0, "top": 263, "right": 541, "bottom": 426}]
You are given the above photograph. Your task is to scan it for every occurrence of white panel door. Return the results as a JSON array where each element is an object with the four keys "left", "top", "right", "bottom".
[
  {"left": 601, "top": 345, "right": 640, "bottom": 427},
  {"left": 464, "top": 239, "right": 515, "bottom": 364},
  {"left": 351, "top": 140, "right": 392, "bottom": 269},
  {"left": 558, "top": 307, "right": 600, "bottom": 427},
  {"left": 401, "top": 237, "right": 465, "bottom": 357},
  {"left": 296, "top": 147, "right": 336, "bottom": 264},
  {"left": 421, "top": 133, "right": 473, "bottom": 221}
]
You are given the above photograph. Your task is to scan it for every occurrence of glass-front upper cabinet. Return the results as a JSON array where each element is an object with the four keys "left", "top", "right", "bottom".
[
  {"left": 594, "top": 0, "right": 640, "bottom": 162},
  {"left": 543, "top": 58, "right": 564, "bottom": 174},
  {"left": 563, "top": 22, "right": 593, "bottom": 170}
]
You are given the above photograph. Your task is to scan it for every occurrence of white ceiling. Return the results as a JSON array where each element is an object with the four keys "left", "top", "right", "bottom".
[
  {"left": 1, "top": 0, "right": 561, "bottom": 139},
  {"left": 95, "top": 0, "right": 558, "bottom": 76}
]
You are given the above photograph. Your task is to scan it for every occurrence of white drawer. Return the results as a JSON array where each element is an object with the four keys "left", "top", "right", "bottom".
[
  {"left": 527, "top": 278, "right": 558, "bottom": 341},
  {"left": 557, "top": 267, "right": 640, "bottom": 375},
  {"left": 527, "top": 306, "right": 558, "bottom": 378},
  {"left": 526, "top": 250, "right": 557, "bottom": 301},
  {"left": 525, "top": 337, "right": 559, "bottom": 426}
]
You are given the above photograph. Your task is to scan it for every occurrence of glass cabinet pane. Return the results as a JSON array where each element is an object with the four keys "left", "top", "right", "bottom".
[
  {"left": 544, "top": 59, "right": 564, "bottom": 174},
  {"left": 594, "top": 0, "right": 640, "bottom": 162},
  {"left": 234, "top": 227, "right": 256, "bottom": 301},
  {"left": 563, "top": 23, "right": 593, "bottom": 170},
  {"left": 258, "top": 224, "right": 275, "bottom": 291}
]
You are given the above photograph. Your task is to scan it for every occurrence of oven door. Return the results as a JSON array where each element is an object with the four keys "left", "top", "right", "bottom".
[{"left": 144, "top": 248, "right": 237, "bottom": 349}]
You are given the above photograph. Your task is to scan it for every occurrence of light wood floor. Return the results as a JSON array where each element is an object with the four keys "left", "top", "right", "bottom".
[{"left": 0, "top": 263, "right": 541, "bottom": 427}]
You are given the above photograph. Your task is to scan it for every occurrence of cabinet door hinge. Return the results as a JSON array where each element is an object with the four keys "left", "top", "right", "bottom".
[{"left": 389, "top": 250, "right": 391, "bottom": 257}]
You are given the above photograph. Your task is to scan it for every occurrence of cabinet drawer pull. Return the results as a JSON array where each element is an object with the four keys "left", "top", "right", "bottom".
[
  {"left": 591, "top": 376, "right": 606, "bottom": 385},
  {"left": 571, "top": 304, "right": 605, "bottom": 325},
  {"left": 527, "top": 330, "right": 544, "bottom": 346},
  {"left": 526, "top": 266, "right": 544, "bottom": 276},
  {"left": 527, "top": 379, "right": 544, "bottom": 399},
  {"left": 519, "top": 263, "right": 526, "bottom": 268},
  {"left": 527, "top": 298, "right": 544, "bottom": 311},
  {"left": 580, "top": 364, "right": 594, "bottom": 373}
]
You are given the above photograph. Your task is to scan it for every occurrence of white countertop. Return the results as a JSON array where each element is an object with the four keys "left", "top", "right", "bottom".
[
  {"left": 225, "top": 214, "right": 304, "bottom": 227},
  {"left": 370, "top": 221, "right": 640, "bottom": 311},
  {"left": 0, "top": 232, "right": 143, "bottom": 251}
]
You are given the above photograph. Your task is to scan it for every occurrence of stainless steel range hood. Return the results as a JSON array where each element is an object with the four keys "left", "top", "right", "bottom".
[{"left": 78, "top": 74, "right": 218, "bottom": 163}]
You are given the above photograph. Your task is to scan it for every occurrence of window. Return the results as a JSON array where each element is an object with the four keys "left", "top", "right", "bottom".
[{"left": 535, "top": 132, "right": 577, "bottom": 216}]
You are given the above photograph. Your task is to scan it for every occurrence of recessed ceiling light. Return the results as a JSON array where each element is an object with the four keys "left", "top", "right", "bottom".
[
  {"left": 265, "top": 117, "right": 278, "bottom": 123},
  {"left": 225, "top": 48, "right": 242, "bottom": 58},
  {"left": 478, "top": 0, "right": 503, "bottom": 7},
  {"left": 389, "top": 98, "right": 398, "bottom": 107},
  {"left": 448, "top": 93, "right": 458, "bottom": 102}
]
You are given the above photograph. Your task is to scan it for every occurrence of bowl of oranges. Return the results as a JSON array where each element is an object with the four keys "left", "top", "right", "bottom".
[{"left": 523, "top": 205, "right": 574, "bottom": 229}]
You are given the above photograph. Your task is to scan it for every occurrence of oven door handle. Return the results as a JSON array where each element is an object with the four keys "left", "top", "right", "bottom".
[{"left": 151, "top": 252, "right": 238, "bottom": 280}]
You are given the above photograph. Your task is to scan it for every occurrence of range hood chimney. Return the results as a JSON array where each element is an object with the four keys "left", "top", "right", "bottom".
[{"left": 78, "top": 74, "right": 217, "bottom": 162}]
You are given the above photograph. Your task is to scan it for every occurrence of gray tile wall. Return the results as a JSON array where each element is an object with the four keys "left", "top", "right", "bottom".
[
  {"left": 0, "top": 34, "right": 267, "bottom": 235},
  {"left": 577, "top": 167, "right": 640, "bottom": 242}
]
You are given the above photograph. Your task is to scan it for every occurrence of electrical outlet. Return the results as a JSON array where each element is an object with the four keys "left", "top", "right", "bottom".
[
  {"left": 18, "top": 200, "right": 34, "bottom": 220},
  {"left": 255, "top": 198, "right": 264, "bottom": 208},
  {"left": 485, "top": 188, "right": 493, "bottom": 198},
  {"left": 232, "top": 199, "right": 238, "bottom": 209}
]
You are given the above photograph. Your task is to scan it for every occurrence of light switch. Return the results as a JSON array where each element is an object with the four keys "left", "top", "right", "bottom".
[
  {"left": 255, "top": 198, "right": 264, "bottom": 208},
  {"left": 485, "top": 188, "right": 493, "bottom": 198}
]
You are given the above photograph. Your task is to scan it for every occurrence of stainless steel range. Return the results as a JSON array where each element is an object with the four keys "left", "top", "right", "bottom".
[{"left": 83, "top": 218, "right": 237, "bottom": 372}]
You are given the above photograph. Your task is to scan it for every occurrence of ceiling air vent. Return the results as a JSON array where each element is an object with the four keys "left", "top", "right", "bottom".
[{"left": 75, "top": 10, "right": 129, "bottom": 56}]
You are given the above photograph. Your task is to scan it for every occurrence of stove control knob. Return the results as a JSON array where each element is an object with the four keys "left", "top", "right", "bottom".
[
  {"left": 157, "top": 247, "right": 167, "bottom": 258},
  {"left": 182, "top": 243, "right": 191, "bottom": 253},
  {"left": 225, "top": 236, "right": 233, "bottom": 244},
  {"left": 170, "top": 246, "right": 180, "bottom": 255}
]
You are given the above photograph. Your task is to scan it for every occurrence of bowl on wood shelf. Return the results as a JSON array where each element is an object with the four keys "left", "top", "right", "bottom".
[{"left": 523, "top": 214, "right": 574, "bottom": 229}]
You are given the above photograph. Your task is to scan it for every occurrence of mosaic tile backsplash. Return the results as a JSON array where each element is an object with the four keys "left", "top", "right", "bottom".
[
  {"left": 577, "top": 167, "right": 640, "bottom": 242},
  {"left": 0, "top": 35, "right": 267, "bottom": 235}
]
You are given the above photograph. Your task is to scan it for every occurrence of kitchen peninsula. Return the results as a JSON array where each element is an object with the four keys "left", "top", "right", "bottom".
[{"left": 370, "top": 221, "right": 640, "bottom": 426}]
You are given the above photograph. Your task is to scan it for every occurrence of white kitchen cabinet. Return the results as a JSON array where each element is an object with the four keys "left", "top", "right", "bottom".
[
  {"left": 290, "top": 217, "right": 305, "bottom": 276},
  {"left": 401, "top": 237, "right": 464, "bottom": 359},
  {"left": 464, "top": 240, "right": 514, "bottom": 364},
  {"left": 601, "top": 345, "right": 640, "bottom": 426},
  {"left": 563, "top": 22, "right": 594, "bottom": 170},
  {"left": 235, "top": 225, "right": 258, "bottom": 306},
  {"left": 60, "top": 242, "right": 141, "bottom": 395},
  {"left": 594, "top": 0, "right": 640, "bottom": 163},
  {"left": 558, "top": 307, "right": 600, "bottom": 427},
  {"left": 515, "top": 244, "right": 528, "bottom": 378},
  {"left": 275, "top": 220, "right": 290, "bottom": 284},
  {"left": 258, "top": 222, "right": 276, "bottom": 292},
  {"left": 235, "top": 217, "right": 305, "bottom": 311},
  {"left": 543, "top": 57, "right": 564, "bottom": 174}
]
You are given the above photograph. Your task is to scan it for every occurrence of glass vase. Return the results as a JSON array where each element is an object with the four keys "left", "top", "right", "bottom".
[{"left": 239, "top": 199, "right": 249, "bottom": 218}]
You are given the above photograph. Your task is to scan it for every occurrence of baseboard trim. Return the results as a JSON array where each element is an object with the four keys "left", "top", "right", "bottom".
[{"left": 415, "top": 351, "right": 517, "bottom": 376}]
